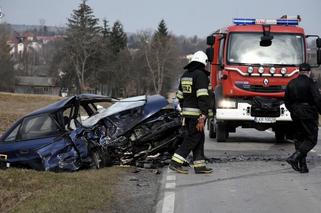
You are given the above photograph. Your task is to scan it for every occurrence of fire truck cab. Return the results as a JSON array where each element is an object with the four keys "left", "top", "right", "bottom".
[{"left": 206, "top": 16, "right": 321, "bottom": 142}]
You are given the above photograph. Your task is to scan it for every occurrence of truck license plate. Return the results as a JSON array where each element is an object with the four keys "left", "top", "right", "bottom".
[{"left": 254, "top": 117, "right": 276, "bottom": 123}]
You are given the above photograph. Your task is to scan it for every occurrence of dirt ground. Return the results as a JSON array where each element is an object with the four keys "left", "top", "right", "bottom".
[
  {"left": 93, "top": 167, "right": 162, "bottom": 213},
  {"left": 0, "top": 92, "right": 161, "bottom": 212}
]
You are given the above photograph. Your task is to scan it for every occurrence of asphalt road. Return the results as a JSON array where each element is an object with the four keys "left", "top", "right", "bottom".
[{"left": 156, "top": 128, "right": 321, "bottom": 213}]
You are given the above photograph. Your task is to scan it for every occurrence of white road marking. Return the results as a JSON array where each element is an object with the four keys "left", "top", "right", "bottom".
[
  {"left": 162, "top": 191, "right": 175, "bottom": 213},
  {"left": 165, "top": 182, "right": 176, "bottom": 189},
  {"left": 166, "top": 175, "right": 176, "bottom": 181},
  {"left": 160, "top": 167, "right": 176, "bottom": 213}
]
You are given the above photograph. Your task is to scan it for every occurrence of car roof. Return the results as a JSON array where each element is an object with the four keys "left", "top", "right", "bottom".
[{"left": 27, "top": 94, "right": 112, "bottom": 116}]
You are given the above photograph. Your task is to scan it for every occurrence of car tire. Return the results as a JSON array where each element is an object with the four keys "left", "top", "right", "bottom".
[
  {"left": 91, "top": 151, "right": 103, "bottom": 169},
  {"left": 209, "top": 119, "right": 216, "bottom": 138},
  {"left": 275, "top": 130, "right": 286, "bottom": 143},
  {"left": 216, "top": 122, "right": 227, "bottom": 142}
]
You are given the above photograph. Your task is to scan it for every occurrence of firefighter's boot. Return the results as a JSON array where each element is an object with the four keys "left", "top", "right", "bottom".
[
  {"left": 194, "top": 166, "right": 213, "bottom": 174},
  {"left": 169, "top": 160, "right": 188, "bottom": 174},
  {"left": 193, "top": 160, "right": 213, "bottom": 174},
  {"left": 286, "top": 151, "right": 304, "bottom": 172},
  {"left": 299, "top": 155, "right": 309, "bottom": 173}
]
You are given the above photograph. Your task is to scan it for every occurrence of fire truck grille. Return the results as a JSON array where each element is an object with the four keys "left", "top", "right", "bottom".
[{"left": 235, "top": 84, "right": 286, "bottom": 93}]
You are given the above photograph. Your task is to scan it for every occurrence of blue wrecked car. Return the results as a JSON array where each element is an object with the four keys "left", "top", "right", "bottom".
[{"left": 0, "top": 94, "right": 182, "bottom": 171}]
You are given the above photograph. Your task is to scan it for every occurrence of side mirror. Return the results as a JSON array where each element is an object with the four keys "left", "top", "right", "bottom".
[
  {"left": 317, "top": 49, "right": 321, "bottom": 65},
  {"left": 206, "top": 47, "right": 214, "bottom": 62},
  {"left": 316, "top": 38, "right": 321, "bottom": 48},
  {"left": 207, "top": 36, "right": 215, "bottom": 45}
]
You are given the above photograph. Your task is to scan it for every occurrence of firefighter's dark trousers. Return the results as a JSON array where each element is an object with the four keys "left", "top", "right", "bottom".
[
  {"left": 175, "top": 117, "right": 204, "bottom": 161},
  {"left": 293, "top": 118, "right": 318, "bottom": 155}
]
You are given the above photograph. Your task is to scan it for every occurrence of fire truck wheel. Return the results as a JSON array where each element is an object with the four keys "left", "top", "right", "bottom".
[
  {"left": 216, "top": 123, "right": 227, "bottom": 142},
  {"left": 275, "top": 130, "right": 286, "bottom": 143},
  {"left": 209, "top": 119, "right": 216, "bottom": 138}
]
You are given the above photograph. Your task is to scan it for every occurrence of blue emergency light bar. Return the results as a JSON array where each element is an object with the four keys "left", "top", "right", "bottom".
[{"left": 233, "top": 18, "right": 299, "bottom": 26}]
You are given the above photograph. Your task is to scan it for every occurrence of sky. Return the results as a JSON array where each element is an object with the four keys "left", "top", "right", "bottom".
[{"left": 0, "top": 0, "right": 320, "bottom": 37}]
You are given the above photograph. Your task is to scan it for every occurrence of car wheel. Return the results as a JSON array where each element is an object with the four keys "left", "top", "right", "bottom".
[
  {"left": 216, "top": 122, "right": 227, "bottom": 142},
  {"left": 91, "top": 151, "right": 103, "bottom": 169},
  {"left": 209, "top": 118, "right": 216, "bottom": 138},
  {"left": 275, "top": 130, "right": 286, "bottom": 143}
]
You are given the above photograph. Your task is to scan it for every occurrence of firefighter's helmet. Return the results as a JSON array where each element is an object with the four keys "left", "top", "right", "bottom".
[{"left": 191, "top": 51, "right": 208, "bottom": 66}]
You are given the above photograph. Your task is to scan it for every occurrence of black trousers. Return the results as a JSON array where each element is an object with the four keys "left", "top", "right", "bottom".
[
  {"left": 293, "top": 118, "right": 319, "bottom": 155},
  {"left": 175, "top": 117, "right": 205, "bottom": 161}
]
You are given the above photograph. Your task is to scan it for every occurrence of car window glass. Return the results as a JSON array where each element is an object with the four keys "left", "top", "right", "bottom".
[
  {"left": 79, "top": 105, "right": 89, "bottom": 121},
  {"left": 4, "top": 123, "right": 21, "bottom": 142},
  {"left": 62, "top": 107, "right": 73, "bottom": 130},
  {"left": 87, "top": 103, "right": 96, "bottom": 113},
  {"left": 63, "top": 107, "right": 72, "bottom": 117},
  {"left": 19, "top": 114, "right": 59, "bottom": 140},
  {"left": 94, "top": 102, "right": 111, "bottom": 110}
]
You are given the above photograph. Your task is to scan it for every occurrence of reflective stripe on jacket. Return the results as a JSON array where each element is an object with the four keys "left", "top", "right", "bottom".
[{"left": 176, "top": 66, "right": 210, "bottom": 118}]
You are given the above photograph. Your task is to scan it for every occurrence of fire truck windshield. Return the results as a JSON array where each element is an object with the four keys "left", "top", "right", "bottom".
[{"left": 227, "top": 32, "right": 304, "bottom": 66}]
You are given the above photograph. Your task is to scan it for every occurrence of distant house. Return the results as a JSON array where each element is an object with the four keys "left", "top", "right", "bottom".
[
  {"left": 15, "top": 76, "right": 60, "bottom": 95},
  {"left": 36, "top": 35, "right": 64, "bottom": 44},
  {"left": 8, "top": 32, "right": 63, "bottom": 59},
  {"left": 8, "top": 32, "right": 64, "bottom": 96}
]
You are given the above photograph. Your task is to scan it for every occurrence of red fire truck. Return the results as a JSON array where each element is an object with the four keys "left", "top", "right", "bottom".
[{"left": 206, "top": 16, "right": 321, "bottom": 142}]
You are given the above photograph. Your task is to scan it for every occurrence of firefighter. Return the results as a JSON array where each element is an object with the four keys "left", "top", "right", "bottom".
[
  {"left": 169, "top": 50, "right": 213, "bottom": 174},
  {"left": 284, "top": 63, "right": 321, "bottom": 173}
]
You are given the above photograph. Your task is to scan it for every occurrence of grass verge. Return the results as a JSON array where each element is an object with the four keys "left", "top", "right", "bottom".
[
  {"left": 0, "top": 167, "right": 127, "bottom": 213},
  {"left": 0, "top": 92, "right": 126, "bottom": 212}
]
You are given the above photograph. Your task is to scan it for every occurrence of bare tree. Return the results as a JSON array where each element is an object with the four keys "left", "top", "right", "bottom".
[{"left": 141, "top": 20, "right": 182, "bottom": 95}]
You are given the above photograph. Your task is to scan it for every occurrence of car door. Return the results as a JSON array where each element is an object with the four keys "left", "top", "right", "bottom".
[{"left": 0, "top": 113, "right": 62, "bottom": 169}]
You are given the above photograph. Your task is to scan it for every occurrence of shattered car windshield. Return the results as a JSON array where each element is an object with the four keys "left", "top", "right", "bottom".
[
  {"left": 82, "top": 95, "right": 147, "bottom": 127},
  {"left": 227, "top": 32, "right": 304, "bottom": 65}
]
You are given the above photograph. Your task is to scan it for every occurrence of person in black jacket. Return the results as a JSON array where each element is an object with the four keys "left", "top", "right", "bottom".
[
  {"left": 169, "top": 51, "right": 213, "bottom": 174},
  {"left": 284, "top": 63, "right": 321, "bottom": 173}
]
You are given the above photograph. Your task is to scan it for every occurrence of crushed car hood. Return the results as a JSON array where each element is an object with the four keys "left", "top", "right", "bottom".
[{"left": 82, "top": 95, "right": 168, "bottom": 135}]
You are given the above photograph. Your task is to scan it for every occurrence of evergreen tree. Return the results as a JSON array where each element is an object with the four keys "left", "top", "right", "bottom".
[
  {"left": 154, "top": 19, "right": 169, "bottom": 45},
  {"left": 156, "top": 19, "right": 168, "bottom": 37},
  {"left": 64, "top": 0, "right": 101, "bottom": 93},
  {"left": 102, "top": 19, "right": 111, "bottom": 39},
  {"left": 67, "top": 0, "right": 100, "bottom": 35},
  {"left": 96, "top": 19, "right": 113, "bottom": 95},
  {"left": 110, "top": 21, "right": 127, "bottom": 54}
]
